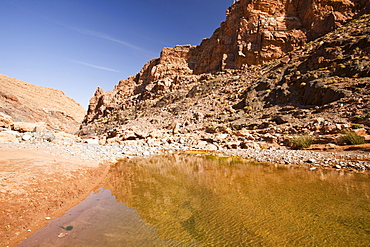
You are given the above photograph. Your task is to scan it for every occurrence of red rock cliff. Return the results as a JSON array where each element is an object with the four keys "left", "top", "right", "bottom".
[{"left": 80, "top": 0, "right": 369, "bottom": 135}]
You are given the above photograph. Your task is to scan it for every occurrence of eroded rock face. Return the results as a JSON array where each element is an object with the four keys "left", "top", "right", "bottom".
[
  {"left": 80, "top": 0, "right": 369, "bottom": 137},
  {"left": 120, "top": 0, "right": 368, "bottom": 88},
  {"left": 131, "top": 0, "right": 367, "bottom": 79},
  {"left": 192, "top": 0, "right": 367, "bottom": 73},
  {"left": 0, "top": 75, "right": 86, "bottom": 133}
]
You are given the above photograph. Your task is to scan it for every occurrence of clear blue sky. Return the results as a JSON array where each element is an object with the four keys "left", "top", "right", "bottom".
[{"left": 0, "top": 0, "right": 234, "bottom": 109}]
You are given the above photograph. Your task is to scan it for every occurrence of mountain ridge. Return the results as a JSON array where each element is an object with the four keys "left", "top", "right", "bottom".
[{"left": 79, "top": 0, "right": 370, "bottom": 150}]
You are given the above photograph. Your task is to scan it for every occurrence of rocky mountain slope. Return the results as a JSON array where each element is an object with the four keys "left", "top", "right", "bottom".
[
  {"left": 79, "top": 0, "right": 370, "bottom": 150},
  {"left": 0, "top": 75, "right": 86, "bottom": 133}
]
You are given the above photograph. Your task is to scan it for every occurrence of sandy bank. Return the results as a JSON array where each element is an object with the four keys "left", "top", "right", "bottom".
[{"left": 0, "top": 146, "right": 110, "bottom": 247}]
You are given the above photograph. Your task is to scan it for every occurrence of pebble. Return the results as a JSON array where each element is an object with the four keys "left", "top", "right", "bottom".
[{"left": 58, "top": 233, "right": 67, "bottom": 238}]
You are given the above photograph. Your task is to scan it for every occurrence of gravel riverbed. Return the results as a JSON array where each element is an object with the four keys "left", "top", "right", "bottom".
[{"left": 1, "top": 138, "right": 370, "bottom": 171}]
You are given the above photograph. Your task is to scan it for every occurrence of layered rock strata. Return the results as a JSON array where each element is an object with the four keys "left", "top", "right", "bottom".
[
  {"left": 0, "top": 75, "right": 86, "bottom": 133},
  {"left": 79, "top": 0, "right": 369, "bottom": 143}
]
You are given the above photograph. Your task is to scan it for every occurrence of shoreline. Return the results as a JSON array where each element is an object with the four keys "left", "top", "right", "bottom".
[
  {"left": 0, "top": 144, "right": 111, "bottom": 247},
  {"left": 2, "top": 138, "right": 369, "bottom": 170},
  {"left": 1, "top": 141, "right": 369, "bottom": 246}
]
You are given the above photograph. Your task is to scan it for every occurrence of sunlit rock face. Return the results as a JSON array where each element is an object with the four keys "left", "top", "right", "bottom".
[
  {"left": 79, "top": 0, "right": 369, "bottom": 138},
  {"left": 190, "top": 0, "right": 367, "bottom": 73},
  {"left": 0, "top": 75, "right": 86, "bottom": 133}
]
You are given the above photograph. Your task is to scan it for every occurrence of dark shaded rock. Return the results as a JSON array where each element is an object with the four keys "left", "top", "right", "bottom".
[
  {"left": 274, "top": 116, "right": 291, "bottom": 125},
  {"left": 302, "top": 80, "right": 351, "bottom": 106}
]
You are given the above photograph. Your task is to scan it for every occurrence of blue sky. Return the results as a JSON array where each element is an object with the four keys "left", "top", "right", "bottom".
[{"left": 0, "top": 0, "right": 234, "bottom": 108}]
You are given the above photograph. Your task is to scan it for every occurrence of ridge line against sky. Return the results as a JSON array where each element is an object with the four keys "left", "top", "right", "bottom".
[{"left": 0, "top": 0, "right": 234, "bottom": 108}]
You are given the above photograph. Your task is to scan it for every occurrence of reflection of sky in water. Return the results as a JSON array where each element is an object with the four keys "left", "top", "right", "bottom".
[
  {"left": 19, "top": 189, "right": 189, "bottom": 247},
  {"left": 20, "top": 154, "right": 370, "bottom": 246}
]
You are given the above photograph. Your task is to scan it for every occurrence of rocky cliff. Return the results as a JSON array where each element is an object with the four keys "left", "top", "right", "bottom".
[
  {"left": 79, "top": 0, "right": 369, "bottom": 149},
  {"left": 0, "top": 75, "right": 86, "bottom": 133},
  {"left": 113, "top": 0, "right": 369, "bottom": 86}
]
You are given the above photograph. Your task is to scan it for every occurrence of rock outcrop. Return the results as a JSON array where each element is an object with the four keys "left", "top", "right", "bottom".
[
  {"left": 79, "top": 0, "right": 369, "bottom": 145},
  {"left": 0, "top": 75, "right": 86, "bottom": 133},
  {"left": 117, "top": 0, "right": 369, "bottom": 85},
  {"left": 192, "top": 0, "right": 369, "bottom": 72}
]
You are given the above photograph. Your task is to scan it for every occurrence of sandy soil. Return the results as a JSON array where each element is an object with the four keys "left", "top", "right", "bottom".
[{"left": 0, "top": 147, "right": 110, "bottom": 247}]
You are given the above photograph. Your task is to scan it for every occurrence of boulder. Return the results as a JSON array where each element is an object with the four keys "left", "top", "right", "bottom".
[
  {"left": 241, "top": 141, "right": 261, "bottom": 149},
  {"left": 149, "top": 130, "right": 165, "bottom": 139},
  {"left": 204, "top": 143, "right": 219, "bottom": 151},
  {"left": 11, "top": 122, "right": 38, "bottom": 132},
  {"left": 21, "top": 134, "right": 32, "bottom": 141},
  {"left": 121, "top": 130, "right": 137, "bottom": 140},
  {"left": 0, "top": 112, "right": 13, "bottom": 128},
  {"left": 233, "top": 128, "right": 250, "bottom": 137},
  {"left": 353, "top": 128, "right": 367, "bottom": 136},
  {"left": 274, "top": 116, "right": 290, "bottom": 125},
  {"left": 43, "top": 132, "right": 56, "bottom": 142}
]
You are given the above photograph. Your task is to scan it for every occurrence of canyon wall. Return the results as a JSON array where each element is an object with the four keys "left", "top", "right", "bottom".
[{"left": 80, "top": 0, "right": 369, "bottom": 136}]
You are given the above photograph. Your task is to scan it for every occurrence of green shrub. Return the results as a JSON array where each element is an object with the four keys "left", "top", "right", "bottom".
[
  {"left": 341, "top": 131, "right": 365, "bottom": 145},
  {"left": 351, "top": 124, "right": 364, "bottom": 129},
  {"left": 291, "top": 135, "right": 313, "bottom": 149},
  {"left": 206, "top": 125, "right": 217, "bottom": 133}
]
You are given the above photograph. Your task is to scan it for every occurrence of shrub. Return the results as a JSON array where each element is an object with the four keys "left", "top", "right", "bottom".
[
  {"left": 206, "top": 125, "right": 217, "bottom": 133},
  {"left": 291, "top": 135, "right": 313, "bottom": 149},
  {"left": 243, "top": 106, "right": 253, "bottom": 112},
  {"left": 341, "top": 131, "right": 365, "bottom": 145},
  {"left": 351, "top": 124, "right": 364, "bottom": 129}
]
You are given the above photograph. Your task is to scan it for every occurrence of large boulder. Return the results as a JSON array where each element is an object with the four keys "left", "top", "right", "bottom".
[{"left": 11, "top": 122, "right": 46, "bottom": 133}]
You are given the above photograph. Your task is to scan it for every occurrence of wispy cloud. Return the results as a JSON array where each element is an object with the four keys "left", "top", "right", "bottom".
[
  {"left": 57, "top": 22, "right": 154, "bottom": 54},
  {"left": 74, "top": 28, "right": 146, "bottom": 52},
  {"left": 72, "top": 60, "right": 121, "bottom": 72},
  {"left": 5, "top": 2, "right": 158, "bottom": 56}
]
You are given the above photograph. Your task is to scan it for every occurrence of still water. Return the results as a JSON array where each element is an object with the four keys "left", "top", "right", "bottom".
[{"left": 20, "top": 154, "right": 370, "bottom": 246}]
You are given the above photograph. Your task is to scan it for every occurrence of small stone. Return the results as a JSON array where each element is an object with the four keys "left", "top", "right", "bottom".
[
  {"left": 58, "top": 233, "right": 67, "bottom": 238},
  {"left": 43, "top": 132, "right": 55, "bottom": 142},
  {"left": 45, "top": 217, "right": 51, "bottom": 220},
  {"left": 334, "top": 165, "right": 341, "bottom": 169}
]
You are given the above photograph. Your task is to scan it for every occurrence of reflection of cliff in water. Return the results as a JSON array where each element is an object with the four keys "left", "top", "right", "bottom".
[{"left": 102, "top": 154, "right": 370, "bottom": 246}]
